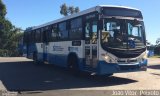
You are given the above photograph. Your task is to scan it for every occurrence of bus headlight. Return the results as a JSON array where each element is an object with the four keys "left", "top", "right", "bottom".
[
  {"left": 102, "top": 54, "right": 115, "bottom": 63},
  {"left": 143, "top": 53, "right": 148, "bottom": 59},
  {"left": 104, "top": 55, "right": 111, "bottom": 62},
  {"left": 140, "top": 53, "right": 147, "bottom": 63}
]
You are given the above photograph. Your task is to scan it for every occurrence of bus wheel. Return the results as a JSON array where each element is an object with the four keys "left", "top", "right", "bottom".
[
  {"left": 97, "top": 74, "right": 113, "bottom": 79},
  {"left": 33, "top": 52, "right": 38, "bottom": 65},
  {"left": 105, "top": 73, "right": 113, "bottom": 77},
  {"left": 67, "top": 55, "right": 80, "bottom": 75}
]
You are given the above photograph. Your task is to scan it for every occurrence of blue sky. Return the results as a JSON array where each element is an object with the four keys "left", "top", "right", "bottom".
[{"left": 3, "top": 0, "right": 160, "bottom": 44}]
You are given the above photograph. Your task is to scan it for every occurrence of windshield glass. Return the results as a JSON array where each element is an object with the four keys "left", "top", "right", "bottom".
[{"left": 101, "top": 19, "right": 145, "bottom": 50}]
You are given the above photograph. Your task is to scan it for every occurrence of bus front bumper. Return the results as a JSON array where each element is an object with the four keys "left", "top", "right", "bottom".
[{"left": 97, "top": 59, "right": 147, "bottom": 75}]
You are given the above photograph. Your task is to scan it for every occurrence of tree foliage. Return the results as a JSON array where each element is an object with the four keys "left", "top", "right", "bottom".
[
  {"left": 60, "top": 3, "right": 68, "bottom": 16},
  {"left": 156, "top": 38, "right": 160, "bottom": 46},
  {"left": 0, "top": 0, "right": 23, "bottom": 57},
  {"left": 68, "top": 6, "right": 75, "bottom": 15},
  {"left": 60, "top": 3, "right": 80, "bottom": 16},
  {"left": 0, "top": 0, "right": 7, "bottom": 18},
  {"left": 154, "top": 38, "right": 160, "bottom": 55},
  {"left": 75, "top": 7, "right": 80, "bottom": 13}
]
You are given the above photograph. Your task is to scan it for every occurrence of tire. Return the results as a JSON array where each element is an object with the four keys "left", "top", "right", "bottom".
[
  {"left": 96, "top": 74, "right": 113, "bottom": 79},
  {"left": 105, "top": 73, "right": 113, "bottom": 77},
  {"left": 67, "top": 55, "right": 80, "bottom": 75},
  {"left": 33, "top": 52, "right": 39, "bottom": 65}
]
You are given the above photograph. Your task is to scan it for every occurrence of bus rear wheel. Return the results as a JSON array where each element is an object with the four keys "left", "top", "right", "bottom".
[
  {"left": 33, "top": 52, "right": 40, "bottom": 65},
  {"left": 105, "top": 73, "right": 113, "bottom": 77},
  {"left": 33, "top": 52, "right": 37, "bottom": 65},
  {"left": 67, "top": 55, "right": 80, "bottom": 75}
]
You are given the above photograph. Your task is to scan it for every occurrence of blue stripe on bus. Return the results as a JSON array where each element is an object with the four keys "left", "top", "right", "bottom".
[
  {"left": 97, "top": 59, "right": 147, "bottom": 75},
  {"left": 27, "top": 43, "right": 148, "bottom": 75},
  {"left": 36, "top": 53, "right": 84, "bottom": 70},
  {"left": 35, "top": 52, "right": 148, "bottom": 75}
]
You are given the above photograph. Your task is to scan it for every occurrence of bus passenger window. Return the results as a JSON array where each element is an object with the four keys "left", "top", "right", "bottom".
[
  {"left": 92, "top": 21, "right": 97, "bottom": 44},
  {"left": 70, "top": 18, "right": 82, "bottom": 40},
  {"left": 51, "top": 25, "right": 58, "bottom": 41},
  {"left": 59, "top": 22, "right": 68, "bottom": 40},
  {"left": 85, "top": 23, "right": 90, "bottom": 38}
]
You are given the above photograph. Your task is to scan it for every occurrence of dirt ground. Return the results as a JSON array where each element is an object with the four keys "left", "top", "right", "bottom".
[{"left": 0, "top": 57, "right": 159, "bottom": 96}]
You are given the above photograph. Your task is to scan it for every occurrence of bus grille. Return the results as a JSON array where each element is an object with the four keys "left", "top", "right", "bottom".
[
  {"left": 119, "top": 65, "right": 140, "bottom": 70},
  {"left": 117, "top": 59, "right": 137, "bottom": 63}
]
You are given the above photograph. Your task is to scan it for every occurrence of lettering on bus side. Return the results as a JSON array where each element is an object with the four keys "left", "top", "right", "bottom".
[
  {"left": 68, "top": 47, "right": 78, "bottom": 52},
  {"left": 53, "top": 46, "right": 64, "bottom": 51},
  {"left": 72, "top": 41, "right": 81, "bottom": 46}
]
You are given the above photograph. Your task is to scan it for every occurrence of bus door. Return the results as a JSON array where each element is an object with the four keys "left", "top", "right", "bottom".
[
  {"left": 84, "top": 20, "right": 98, "bottom": 69},
  {"left": 43, "top": 30, "right": 49, "bottom": 63}
]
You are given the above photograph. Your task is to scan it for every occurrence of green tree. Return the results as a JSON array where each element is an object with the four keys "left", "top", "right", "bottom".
[
  {"left": 68, "top": 6, "right": 75, "bottom": 15},
  {"left": 0, "top": 18, "right": 12, "bottom": 49},
  {"left": 60, "top": 3, "right": 68, "bottom": 16},
  {"left": 60, "top": 3, "right": 80, "bottom": 16},
  {"left": 75, "top": 7, "right": 80, "bottom": 13},
  {"left": 0, "top": 0, "right": 23, "bottom": 57},
  {"left": 154, "top": 38, "right": 160, "bottom": 55},
  {"left": 0, "top": 0, "right": 7, "bottom": 18},
  {"left": 7, "top": 26, "right": 23, "bottom": 56},
  {"left": 156, "top": 38, "right": 160, "bottom": 46}
]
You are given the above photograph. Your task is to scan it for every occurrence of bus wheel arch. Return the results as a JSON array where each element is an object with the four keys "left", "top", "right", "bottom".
[
  {"left": 67, "top": 52, "right": 80, "bottom": 74},
  {"left": 33, "top": 51, "right": 37, "bottom": 61},
  {"left": 33, "top": 51, "right": 39, "bottom": 65}
]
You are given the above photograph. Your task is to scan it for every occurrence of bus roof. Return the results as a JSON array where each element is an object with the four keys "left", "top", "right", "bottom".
[
  {"left": 99, "top": 5, "right": 140, "bottom": 11},
  {"left": 30, "top": 5, "right": 141, "bottom": 30}
]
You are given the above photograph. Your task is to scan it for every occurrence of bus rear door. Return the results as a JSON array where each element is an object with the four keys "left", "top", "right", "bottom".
[{"left": 84, "top": 20, "right": 98, "bottom": 70}]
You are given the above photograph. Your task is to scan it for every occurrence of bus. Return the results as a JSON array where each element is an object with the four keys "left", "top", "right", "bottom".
[{"left": 23, "top": 5, "right": 147, "bottom": 76}]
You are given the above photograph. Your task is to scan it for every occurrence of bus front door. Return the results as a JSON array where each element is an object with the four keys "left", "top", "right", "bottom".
[{"left": 84, "top": 21, "right": 98, "bottom": 70}]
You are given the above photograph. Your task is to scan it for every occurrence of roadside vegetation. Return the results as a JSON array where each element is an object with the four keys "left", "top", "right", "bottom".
[
  {"left": 150, "top": 55, "right": 160, "bottom": 58},
  {"left": 0, "top": 0, "right": 23, "bottom": 57},
  {"left": 147, "top": 39, "right": 160, "bottom": 58},
  {"left": 154, "top": 38, "right": 160, "bottom": 54},
  {"left": 0, "top": 2, "right": 80, "bottom": 57}
]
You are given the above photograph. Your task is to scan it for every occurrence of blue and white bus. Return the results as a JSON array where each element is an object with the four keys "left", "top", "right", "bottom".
[{"left": 23, "top": 5, "right": 147, "bottom": 76}]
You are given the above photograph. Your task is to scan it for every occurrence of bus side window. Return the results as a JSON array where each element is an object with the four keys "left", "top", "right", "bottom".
[
  {"left": 23, "top": 32, "right": 28, "bottom": 44},
  {"left": 35, "top": 29, "right": 41, "bottom": 43},
  {"left": 44, "top": 26, "right": 50, "bottom": 42},
  {"left": 30, "top": 31, "right": 35, "bottom": 43},
  {"left": 70, "top": 17, "right": 82, "bottom": 40},
  {"left": 40, "top": 29, "right": 43, "bottom": 42},
  {"left": 51, "top": 25, "right": 58, "bottom": 41},
  {"left": 92, "top": 21, "right": 97, "bottom": 44},
  {"left": 38, "top": 29, "right": 41, "bottom": 42},
  {"left": 85, "top": 22, "right": 90, "bottom": 38},
  {"left": 59, "top": 22, "right": 68, "bottom": 40}
]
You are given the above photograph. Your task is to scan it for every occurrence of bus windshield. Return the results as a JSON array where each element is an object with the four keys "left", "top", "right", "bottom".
[{"left": 101, "top": 18, "right": 146, "bottom": 50}]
